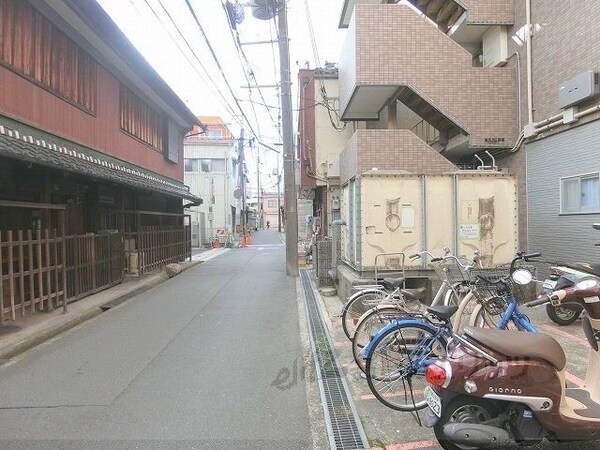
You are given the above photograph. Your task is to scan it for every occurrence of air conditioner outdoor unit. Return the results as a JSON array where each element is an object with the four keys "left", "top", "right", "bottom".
[
  {"left": 327, "top": 160, "right": 340, "bottom": 178},
  {"left": 482, "top": 26, "right": 508, "bottom": 68}
]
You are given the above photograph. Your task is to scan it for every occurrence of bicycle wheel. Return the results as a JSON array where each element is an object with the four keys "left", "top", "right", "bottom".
[
  {"left": 365, "top": 322, "right": 446, "bottom": 411},
  {"left": 452, "top": 291, "right": 479, "bottom": 331},
  {"left": 341, "top": 289, "right": 387, "bottom": 340},
  {"left": 352, "top": 305, "right": 410, "bottom": 373},
  {"left": 442, "top": 282, "right": 467, "bottom": 307}
]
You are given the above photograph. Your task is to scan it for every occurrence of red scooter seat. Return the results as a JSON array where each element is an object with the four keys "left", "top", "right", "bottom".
[{"left": 463, "top": 326, "right": 567, "bottom": 371}]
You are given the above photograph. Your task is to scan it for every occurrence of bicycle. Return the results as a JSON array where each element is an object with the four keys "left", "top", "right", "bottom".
[
  {"left": 349, "top": 251, "right": 477, "bottom": 373},
  {"left": 466, "top": 252, "right": 541, "bottom": 331},
  {"left": 341, "top": 252, "right": 420, "bottom": 340},
  {"left": 361, "top": 252, "right": 541, "bottom": 412}
]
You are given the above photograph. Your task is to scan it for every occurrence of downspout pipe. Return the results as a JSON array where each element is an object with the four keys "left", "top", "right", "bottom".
[
  {"left": 329, "top": 219, "right": 346, "bottom": 281},
  {"left": 526, "top": 0, "right": 534, "bottom": 124}
]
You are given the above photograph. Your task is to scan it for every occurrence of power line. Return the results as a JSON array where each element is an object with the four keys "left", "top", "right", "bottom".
[
  {"left": 219, "top": 0, "right": 281, "bottom": 140},
  {"left": 183, "top": 0, "right": 259, "bottom": 137},
  {"left": 301, "top": 0, "right": 346, "bottom": 131},
  {"left": 142, "top": 0, "right": 245, "bottom": 128}
]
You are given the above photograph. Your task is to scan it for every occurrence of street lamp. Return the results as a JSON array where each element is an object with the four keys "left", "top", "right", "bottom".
[{"left": 250, "top": 0, "right": 298, "bottom": 276}]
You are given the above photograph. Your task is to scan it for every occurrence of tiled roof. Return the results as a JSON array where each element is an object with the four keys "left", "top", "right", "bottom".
[{"left": 0, "top": 122, "right": 201, "bottom": 203}]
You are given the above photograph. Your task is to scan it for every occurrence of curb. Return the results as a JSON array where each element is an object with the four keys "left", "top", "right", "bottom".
[{"left": 0, "top": 260, "right": 202, "bottom": 363}]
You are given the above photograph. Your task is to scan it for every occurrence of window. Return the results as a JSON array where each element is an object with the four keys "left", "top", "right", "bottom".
[
  {"left": 200, "top": 159, "right": 211, "bottom": 173},
  {"left": 268, "top": 200, "right": 277, "bottom": 208},
  {"left": 184, "top": 159, "right": 199, "bottom": 172},
  {"left": 185, "top": 158, "right": 226, "bottom": 173},
  {"left": 0, "top": 0, "right": 97, "bottom": 112},
  {"left": 206, "top": 129, "right": 222, "bottom": 139},
  {"left": 120, "top": 85, "right": 166, "bottom": 151},
  {"left": 561, "top": 173, "right": 600, "bottom": 213}
]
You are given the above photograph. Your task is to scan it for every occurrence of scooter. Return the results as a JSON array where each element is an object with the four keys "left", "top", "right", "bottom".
[
  {"left": 423, "top": 270, "right": 600, "bottom": 449},
  {"left": 541, "top": 223, "right": 600, "bottom": 325}
]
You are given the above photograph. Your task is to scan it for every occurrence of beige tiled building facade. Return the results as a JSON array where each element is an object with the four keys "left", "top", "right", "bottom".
[{"left": 330, "top": 0, "right": 600, "bottom": 262}]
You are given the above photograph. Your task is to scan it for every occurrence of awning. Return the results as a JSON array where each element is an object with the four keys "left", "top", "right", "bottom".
[{"left": 0, "top": 118, "right": 201, "bottom": 203}]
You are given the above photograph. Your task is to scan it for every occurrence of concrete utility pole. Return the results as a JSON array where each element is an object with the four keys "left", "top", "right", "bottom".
[
  {"left": 277, "top": 0, "right": 298, "bottom": 276},
  {"left": 246, "top": 0, "right": 298, "bottom": 275},
  {"left": 238, "top": 129, "right": 246, "bottom": 234},
  {"left": 257, "top": 152, "right": 261, "bottom": 229}
]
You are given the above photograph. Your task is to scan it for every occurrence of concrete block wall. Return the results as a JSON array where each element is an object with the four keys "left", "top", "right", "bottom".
[{"left": 314, "top": 237, "right": 334, "bottom": 287}]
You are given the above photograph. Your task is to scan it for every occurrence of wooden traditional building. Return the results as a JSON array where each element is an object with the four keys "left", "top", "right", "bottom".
[{"left": 0, "top": 0, "right": 204, "bottom": 323}]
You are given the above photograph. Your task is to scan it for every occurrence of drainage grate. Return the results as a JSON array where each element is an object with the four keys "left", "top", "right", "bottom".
[{"left": 300, "top": 269, "right": 370, "bottom": 450}]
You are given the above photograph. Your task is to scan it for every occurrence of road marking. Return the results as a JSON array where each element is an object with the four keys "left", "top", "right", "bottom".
[
  {"left": 538, "top": 324, "right": 588, "bottom": 347},
  {"left": 565, "top": 371, "right": 585, "bottom": 387},
  {"left": 247, "top": 244, "right": 285, "bottom": 247},
  {"left": 359, "top": 389, "right": 424, "bottom": 401},
  {"left": 384, "top": 440, "right": 437, "bottom": 450},
  {"left": 191, "top": 248, "right": 230, "bottom": 262}
]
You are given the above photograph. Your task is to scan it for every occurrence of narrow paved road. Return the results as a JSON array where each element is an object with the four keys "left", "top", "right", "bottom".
[{"left": 0, "top": 230, "right": 311, "bottom": 449}]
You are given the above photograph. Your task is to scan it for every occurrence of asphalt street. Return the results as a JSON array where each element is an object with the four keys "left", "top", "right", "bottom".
[{"left": 0, "top": 230, "right": 311, "bottom": 449}]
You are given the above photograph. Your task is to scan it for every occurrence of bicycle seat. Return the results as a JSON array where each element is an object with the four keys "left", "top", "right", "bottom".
[
  {"left": 427, "top": 305, "right": 458, "bottom": 321},
  {"left": 381, "top": 277, "right": 405, "bottom": 289},
  {"left": 463, "top": 326, "right": 566, "bottom": 370},
  {"left": 401, "top": 287, "right": 427, "bottom": 301}
]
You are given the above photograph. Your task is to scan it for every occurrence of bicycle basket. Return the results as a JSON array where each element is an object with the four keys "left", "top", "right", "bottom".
[
  {"left": 433, "top": 258, "right": 469, "bottom": 284},
  {"left": 480, "top": 295, "right": 510, "bottom": 316},
  {"left": 469, "top": 267, "right": 511, "bottom": 304},
  {"left": 470, "top": 266, "right": 537, "bottom": 304}
]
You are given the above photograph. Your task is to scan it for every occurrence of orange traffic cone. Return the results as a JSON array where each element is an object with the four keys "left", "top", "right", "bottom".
[
  {"left": 245, "top": 233, "right": 252, "bottom": 245},
  {"left": 240, "top": 236, "right": 246, "bottom": 248}
]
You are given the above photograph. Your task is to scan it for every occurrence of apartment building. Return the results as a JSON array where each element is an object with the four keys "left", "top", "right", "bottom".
[
  {"left": 335, "top": 0, "right": 600, "bottom": 269},
  {"left": 184, "top": 117, "right": 241, "bottom": 246},
  {"left": 0, "top": 0, "right": 201, "bottom": 319}
]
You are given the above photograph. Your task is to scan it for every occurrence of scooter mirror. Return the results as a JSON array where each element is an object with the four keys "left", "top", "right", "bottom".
[{"left": 512, "top": 268, "right": 533, "bottom": 285}]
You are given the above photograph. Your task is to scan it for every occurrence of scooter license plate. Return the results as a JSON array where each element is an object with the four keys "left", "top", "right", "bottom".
[
  {"left": 425, "top": 386, "right": 442, "bottom": 418},
  {"left": 542, "top": 279, "right": 557, "bottom": 290}
]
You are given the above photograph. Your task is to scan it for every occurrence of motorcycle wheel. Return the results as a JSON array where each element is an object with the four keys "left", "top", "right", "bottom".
[
  {"left": 433, "top": 395, "right": 498, "bottom": 450},
  {"left": 545, "top": 303, "right": 582, "bottom": 326}
]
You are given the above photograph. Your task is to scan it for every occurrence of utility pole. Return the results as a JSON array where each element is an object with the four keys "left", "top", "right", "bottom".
[
  {"left": 277, "top": 156, "right": 281, "bottom": 233},
  {"left": 238, "top": 129, "right": 246, "bottom": 234},
  {"left": 257, "top": 152, "right": 261, "bottom": 230},
  {"left": 244, "top": 0, "right": 298, "bottom": 275},
  {"left": 277, "top": 0, "right": 298, "bottom": 276}
]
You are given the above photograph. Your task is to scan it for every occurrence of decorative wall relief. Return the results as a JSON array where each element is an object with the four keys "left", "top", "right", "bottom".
[{"left": 385, "top": 197, "right": 401, "bottom": 231}]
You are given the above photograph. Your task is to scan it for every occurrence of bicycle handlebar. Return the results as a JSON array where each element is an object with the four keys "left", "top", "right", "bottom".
[
  {"left": 510, "top": 251, "right": 542, "bottom": 271},
  {"left": 409, "top": 251, "right": 437, "bottom": 260},
  {"left": 411, "top": 249, "right": 481, "bottom": 268},
  {"left": 525, "top": 294, "right": 550, "bottom": 307}
]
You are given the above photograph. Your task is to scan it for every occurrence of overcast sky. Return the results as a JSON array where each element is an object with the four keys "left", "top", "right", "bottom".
[{"left": 97, "top": 0, "right": 347, "bottom": 193}]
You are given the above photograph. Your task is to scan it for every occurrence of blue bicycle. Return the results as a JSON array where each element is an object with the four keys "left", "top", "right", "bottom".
[{"left": 362, "top": 252, "right": 541, "bottom": 412}]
